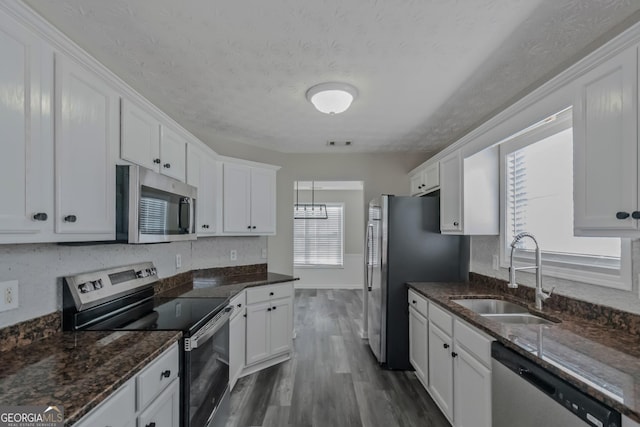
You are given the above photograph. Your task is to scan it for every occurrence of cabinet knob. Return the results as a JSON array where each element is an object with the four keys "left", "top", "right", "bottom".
[
  {"left": 153, "top": 158, "right": 161, "bottom": 164},
  {"left": 247, "top": 225, "right": 251, "bottom": 229},
  {"left": 160, "top": 370, "right": 171, "bottom": 379},
  {"left": 243, "top": 314, "right": 247, "bottom": 318},
  {"left": 64, "top": 215, "right": 77, "bottom": 223},
  {"left": 163, "top": 163, "right": 171, "bottom": 169},
  {"left": 269, "top": 292, "right": 274, "bottom": 296},
  {"left": 237, "top": 303, "right": 242, "bottom": 308},
  {"left": 202, "top": 224, "right": 209, "bottom": 229},
  {"left": 632, "top": 211, "right": 640, "bottom": 220},
  {"left": 272, "top": 306, "right": 277, "bottom": 310},
  {"left": 453, "top": 221, "right": 459, "bottom": 227},
  {"left": 443, "top": 343, "right": 449, "bottom": 349},
  {"left": 146, "top": 423, "right": 156, "bottom": 427},
  {"left": 616, "top": 211, "right": 630, "bottom": 219},
  {"left": 412, "top": 300, "right": 417, "bottom": 304},
  {"left": 267, "top": 308, "right": 271, "bottom": 312},
  {"left": 33, "top": 212, "right": 48, "bottom": 221},
  {"left": 451, "top": 352, "right": 458, "bottom": 358},
  {"left": 252, "top": 226, "right": 257, "bottom": 229}
]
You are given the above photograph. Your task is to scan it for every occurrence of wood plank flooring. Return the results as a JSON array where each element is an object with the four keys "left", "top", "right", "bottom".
[{"left": 226, "top": 289, "right": 451, "bottom": 427}]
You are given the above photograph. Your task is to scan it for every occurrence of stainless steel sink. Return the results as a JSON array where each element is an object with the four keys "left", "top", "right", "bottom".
[
  {"left": 481, "top": 313, "right": 556, "bottom": 325},
  {"left": 452, "top": 298, "right": 529, "bottom": 314}
]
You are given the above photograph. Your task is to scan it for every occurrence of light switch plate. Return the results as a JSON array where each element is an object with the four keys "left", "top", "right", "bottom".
[
  {"left": 492, "top": 255, "right": 500, "bottom": 271},
  {"left": 176, "top": 254, "right": 182, "bottom": 269},
  {"left": 261, "top": 248, "right": 268, "bottom": 259},
  {"left": 230, "top": 250, "right": 238, "bottom": 261}
]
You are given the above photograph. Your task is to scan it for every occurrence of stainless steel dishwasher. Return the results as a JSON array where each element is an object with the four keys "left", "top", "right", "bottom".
[{"left": 492, "top": 342, "right": 621, "bottom": 427}]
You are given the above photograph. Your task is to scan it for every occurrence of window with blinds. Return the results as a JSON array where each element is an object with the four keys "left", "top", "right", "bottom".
[
  {"left": 294, "top": 203, "right": 344, "bottom": 267},
  {"left": 500, "top": 108, "right": 628, "bottom": 289}
]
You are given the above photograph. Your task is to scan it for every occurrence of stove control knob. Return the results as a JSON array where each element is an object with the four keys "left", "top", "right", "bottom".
[
  {"left": 93, "top": 280, "right": 103, "bottom": 290},
  {"left": 136, "top": 270, "right": 148, "bottom": 278},
  {"left": 79, "top": 282, "right": 95, "bottom": 293}
]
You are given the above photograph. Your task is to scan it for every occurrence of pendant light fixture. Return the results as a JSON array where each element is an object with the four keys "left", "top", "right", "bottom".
[
  {"left": 306, "top": 82, "right": 358, "bottom": 115},
  {"left": 294, "top": 181, "right": 328, "bottom": 219}
]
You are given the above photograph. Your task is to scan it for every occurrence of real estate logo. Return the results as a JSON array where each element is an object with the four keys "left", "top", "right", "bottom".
[{"left": 0, "top": 405, "right": 64, "bottom": 427}]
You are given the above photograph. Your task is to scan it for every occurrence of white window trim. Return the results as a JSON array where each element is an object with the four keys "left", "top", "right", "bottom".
[
  {"left": 293, "top": 202, "right": 345, "bottom": 268},
  {"left": 497, "top": 110, "right": 632, "bottom": 291}
]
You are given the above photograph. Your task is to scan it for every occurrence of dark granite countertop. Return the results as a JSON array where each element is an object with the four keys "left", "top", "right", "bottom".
[
  {"left": 161, "top": 272, "right": 298, "bottom": 299},
  {"left": 408, "top": 281, "right": 640, "bottom": 422},
  {"left": 0, "top": 330, "right": 181, "bottom": 426},
  {"left": 0, "top": 267, "right": 296, "bottom": 426}
]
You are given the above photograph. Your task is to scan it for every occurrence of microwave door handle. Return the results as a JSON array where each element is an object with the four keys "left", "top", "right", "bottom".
[{"left": 178, "top": 197, "right": 190, "bottom": 232}]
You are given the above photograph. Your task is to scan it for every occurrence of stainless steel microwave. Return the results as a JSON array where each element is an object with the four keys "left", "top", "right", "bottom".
[{"left": 116, "top": 165, "right": 197, "bottom": 243}]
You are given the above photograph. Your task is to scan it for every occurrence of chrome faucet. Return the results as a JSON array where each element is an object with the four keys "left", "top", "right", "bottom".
[{"left": 508, "top": 232, "right": 553, "bottom": 310}]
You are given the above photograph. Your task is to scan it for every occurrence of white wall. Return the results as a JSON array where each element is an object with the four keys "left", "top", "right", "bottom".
[
  {"left": 0, "top": 236, "right": 266, "bottom": 328},
  {"left": 293, "top": 188, "right": 365, "bottom": 289}
]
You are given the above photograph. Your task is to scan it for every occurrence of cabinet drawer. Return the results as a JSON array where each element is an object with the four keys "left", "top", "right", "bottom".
[
  {"left": 246, "top": 282, "right": 292, "bottom": 304},
  {"left": 408, "top": 289, "right": 428, "bottom": 317},
  {"left": 429, "top": 302, "right": 453, "bottom": 336},
  {"left": 454, "top": 319, "right": 492, "bottom": 367},
  {"left": 136, "top": 343, "right": 179, "bottom": 410},
  {"left": 75, "top": 379, "right": 135, "bottom": 427},
  {"left": 230, "top": 291, "right": 246, "bottom": 320}
]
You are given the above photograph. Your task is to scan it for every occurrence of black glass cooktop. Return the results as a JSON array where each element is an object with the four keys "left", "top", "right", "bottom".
[{"left": 87, "top": 296, "right": 229, "bottom": 334}]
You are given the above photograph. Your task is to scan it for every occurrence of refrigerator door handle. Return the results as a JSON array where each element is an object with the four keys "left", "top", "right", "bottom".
[{"left": 366, "top": 223, "right": 374, "bottom": 291}]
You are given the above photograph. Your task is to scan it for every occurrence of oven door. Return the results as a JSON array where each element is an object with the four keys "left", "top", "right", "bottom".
[{"left": 184, "top": 306, "right": 232, "bottom": 427}]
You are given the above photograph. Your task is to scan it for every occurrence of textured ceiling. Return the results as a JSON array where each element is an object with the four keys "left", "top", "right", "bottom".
[{"left": 25, "top": 0, "right": 640, "bottom": 153}]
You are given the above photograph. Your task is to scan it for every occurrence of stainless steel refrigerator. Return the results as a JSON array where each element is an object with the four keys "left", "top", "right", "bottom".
[{"left": 365, "top": 194, "right": 469, "bottom": 370}]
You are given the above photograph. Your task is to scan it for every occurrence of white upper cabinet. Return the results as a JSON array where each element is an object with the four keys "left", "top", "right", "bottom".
[
  {"left": 121, "top": 99, "right": 160, "bottom": 171},
  {"left": 121, "top": 99, "right": 186, "bottom": 182},
  {"left": 439, "top": 148, "right": 499, "bottom": 235},
  {"left": 440, "top": 151, "right": 463, "bottom": 233},
  {"left": 574, "top": 45, "right": 640, "bottom": 236},
  {"left": 410, "top": 162, "right": 440, "bottom": 196},
  {"left": 159, "top": 125, "right": 186, "bottom": 182},
  {"left": 222, "top": 162, "right": 277, "bottom": 235},
  {"left": 0, "top": 9, "right": 53, "bottom": 242},
  {"left": 54, "top": 54, "right": 118, "bottom": 239},
  {"left": 187, "top": 144, "right": 217, "bottom": 235}
]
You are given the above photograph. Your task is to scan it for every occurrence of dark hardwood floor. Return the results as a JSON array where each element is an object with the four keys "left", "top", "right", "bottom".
[{"left": 226, "top": 289, "right": 451, "bottom": 427}]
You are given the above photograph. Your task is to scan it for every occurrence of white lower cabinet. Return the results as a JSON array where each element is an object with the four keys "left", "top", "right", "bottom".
[
  {"left": 408, "top": 292, "right": 493, "bottom": 427},
  {"left": 240, "top": 283, "right": 294, "bottom": 373},
  {"left": 74, "top": 343, "right": 179, "bottom": 427},
  {"left": 137, "top": 378, "right": 180, "bottom": 427},
  {"left": 428, "top": 322, "right": 454, "bottom": 421},
  {"left": 409, "top": 306, "right": 428, "bottom": 387},
  {"left": 624, "top": 415, "right": 640, "bottom": 427}
]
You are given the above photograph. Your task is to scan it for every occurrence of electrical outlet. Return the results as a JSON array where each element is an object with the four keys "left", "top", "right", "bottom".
[
  {"left": 492, "top": 255, "right": 500, "bottom": 271},
  {"left": 230, "top": 250, "right": 238, "bottom": 261},
  {"left": 261, "top": 248, "right": 268, "bottom": 259},
  {"left": 0, "top": 280, "right": 18, "bottom": 312},
  {"left": 176, "top": 254, "right": 182, "bottom": 269}
]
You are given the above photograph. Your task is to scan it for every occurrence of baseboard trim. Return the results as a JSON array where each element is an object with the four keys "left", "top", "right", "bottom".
[{"left": 294, "top": 283, "right": 362, "bottom": 290}]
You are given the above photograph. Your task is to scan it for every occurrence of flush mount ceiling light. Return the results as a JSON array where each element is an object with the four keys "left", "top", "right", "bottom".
[{"left": 306, "top": 82, "right": 358, "bottom": 115}]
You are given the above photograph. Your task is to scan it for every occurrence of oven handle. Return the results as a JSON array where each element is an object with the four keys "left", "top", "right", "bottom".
[{"left": 184, "top": 306, "right": 233, "bottom": 352}]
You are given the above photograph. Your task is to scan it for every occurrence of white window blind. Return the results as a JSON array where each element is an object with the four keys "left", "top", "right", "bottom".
[
  {"left": 500, "top": 108, "right": 629, "bottom": 289},
  {"left": 294, "top": 203, "right": 344, "bottom": 267}
]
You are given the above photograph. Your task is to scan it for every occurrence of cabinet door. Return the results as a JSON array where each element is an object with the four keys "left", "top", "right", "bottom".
[
  {"left": 409, "top": 306, "right": 428, "bottom": 386},
  {"left": 137, "top": 378, "right": 180, "bottom": 427},
  {"left": 250, "top": 167, "right": 276, "bottom": 234},
  {"left": 424, "top": 162, "right": 440, "bottom": 192},
  {"left": 428, "top": 323, "right": 454, "bottom": 422},
  {"left": 269, "top": 298, "right": 292, "bottom": 355},
  {"left": 223, "top": 162, "right": 251, "bottom": 233},
  {"left": 453, "top": 345, "right": 491, "bottom": 427},
  {"left": 440, "top": 151, "right": 463, "bottom": 233},
  {"left": 410, "top": 172, "right": 425, "bottom": 196},
  {"left": 121, "top": 99, "right": 160, "bottom": 172},
  {"left": 74, "top": 379, "right": 135, "bottom": 427},
  {"left": 574, "top": 46, "right": 638, "bottom": 235},
  {"left": 0, "top": 10, "right": 53, "bottom": 241},
  {"left": 245, "top": 301, "right": 271, "bottom": 365},
  {"left": 54, "top": 55, "right": 117, "bottom": 238},
  {"left": 229, "top": 307, "right": 246, "bottom": 390},
  {"left": 160, "top": 125, "right": 186, "bottom": 181},
  {"left": 187, "top": 145, "right": 217, "bottom": 235}
]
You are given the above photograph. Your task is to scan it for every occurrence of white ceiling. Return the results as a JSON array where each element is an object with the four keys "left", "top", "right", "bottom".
[{"left": 25, "top": 0, "right": 640, "bottom": 154}]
